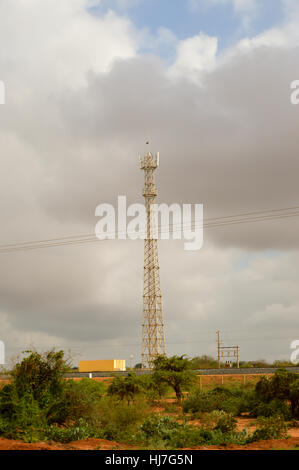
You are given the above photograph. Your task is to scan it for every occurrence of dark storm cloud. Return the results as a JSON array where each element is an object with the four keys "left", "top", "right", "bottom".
[{"left": 34, "top": 48, "right": 299, "bottom": 250}]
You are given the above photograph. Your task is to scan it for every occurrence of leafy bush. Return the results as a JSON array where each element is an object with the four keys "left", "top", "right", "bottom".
[
  {"left": 0, "top": 350, "right": 73, "bottom": 441},
  {"left": 251, "top": 398, "right": 292, "bottom": 420},
  {"left": 183, "top": 389, "right": 208, "bottom": 414},
  {"left": 0, "top": 350, "right": 107, "bottom": 442},
  {"left": 290, "top": 380, "right": 299, "bottom": 418},
  {"left": 139, "top": 415, "right": 182, "bottom": 442},
  {"left": 96, "top": 396, "right": 150, "bottom": 442},
  {"left": 138, "top": 374, "right": 169, "bottom": 402},
  {"left": 250, "top": 369, "right": 299, "bottom": 419},
  {"left": 0, "top": 391, "right": 48, "bottom": 442},
  {"left": 63, "top": 379, "right": 106, "bottom": 425},
  {"left": 172, "top": 427, "right": 251, "bottom": 448},
  {"left": 0, "top": 349, "right": 152, "bottom": 444},
  {"left": 45, "top": 418, "right": 102, "bottom": 443},
  {"left": 183, "top": 385, "right": 251, "bottom": 416},
  {"left": 247, "top": 415, "right": 289, "bottom": 442},
  {"left": 184, "top": 371, "right": 299, "bottom": 420},
  {"left": 201, "top": 410, "right": 237, "bottom": 433},
  {"left": 138, "top": 414, "right": 248, "bottom": 448}
]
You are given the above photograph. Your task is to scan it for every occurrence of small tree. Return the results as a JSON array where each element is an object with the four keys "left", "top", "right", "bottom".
[
  {"left": 107, "top": 373, "right": 142, "bottom": 404},
  {"left": 138, "top": 374, "right": 168, "bottom": 402},
  {"left": 152, "top": 355, "right": 195, "bottom": 401},
  {"left": 12, "top": 350, "right": 70, "bottom": 405},
  {"left": 253, "top": 369, "right": 299, "bottom": 419},
  {"left": 0, "top": 349, "right": 72, "bottom": 440}
]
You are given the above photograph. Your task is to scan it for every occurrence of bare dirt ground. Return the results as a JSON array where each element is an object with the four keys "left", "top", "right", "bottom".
[
  {"left": 184, "top": 437, "right": 299, "bottom": 450},
  {"left": 0, "top": 438, "right": 135, "bottom": 450}
]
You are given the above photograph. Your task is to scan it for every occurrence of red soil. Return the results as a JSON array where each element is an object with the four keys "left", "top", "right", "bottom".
[
  {"left": 0, "top": 438, "right": 135, "bottom": 450},
  {"left": 184, "top": 437, "right": 299, "bottom": 450}
]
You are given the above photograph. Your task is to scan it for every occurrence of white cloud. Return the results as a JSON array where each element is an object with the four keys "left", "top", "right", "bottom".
[
  {"left": 248, "top": 303, "right": 299, "bottom": 327},
  {"left": 169, "top": 33, "right": 218, "bottom": 82},
  {"left": 0, "top": 0, "right": 137, "bottom": 90},
  {"left": 219, "top": 8, "right": 299, "bottom": 61}
]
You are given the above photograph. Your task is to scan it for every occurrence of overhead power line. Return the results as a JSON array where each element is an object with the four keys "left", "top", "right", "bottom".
[
  {"left": 78, "top": 334, "right": 299, "bottom": 349},
  {"left": 0, "top": 205, "right": 299, "bottom": 254}
]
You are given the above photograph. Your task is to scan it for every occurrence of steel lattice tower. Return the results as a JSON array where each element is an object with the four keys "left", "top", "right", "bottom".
[{"left": 139, "top": 150, "right": 166, "bottom": 369}]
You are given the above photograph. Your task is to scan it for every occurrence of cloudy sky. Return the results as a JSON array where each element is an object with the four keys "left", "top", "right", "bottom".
[{"left": 0, "top": 0, "right": 299, "bottom": 366}]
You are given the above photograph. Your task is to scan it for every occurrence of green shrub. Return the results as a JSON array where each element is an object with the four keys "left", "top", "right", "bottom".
[
  {"left": 250, "top": 369, "right": 299, "bottom": 419},
  {"left": 0, "top": 350, "right": 71, "bottom": 428},
  {"left": 45, "top": 418, "right": 102, "bottom": 443},
  {"left": 96, "top": 396, "right": 150, "bottom": 442},
  {"left": 138, "top": 413, "right": 248, "bottom": 448},
  {"left": 139, "top": 414, "right": 183, "bottom": 443},
  {"left": 290, "top": 380, "right": 299, "bottom": 418},
  {"left": 247, "top": 415, "right": 289, "bottom": 443},
  {"left": 0, "top": 349, "right": 107, "bottom": 442},
  {"left": 138, "top": 374, "right": 169, "bottom": 402},
  {"left": 184, "top": 371, "right": 299, "bottom": 421},
  {"left": 62, "top": 379, "right": 106, "bottom": 425},
  {"left": 201, "top": 410, "right": 237, "bottom": 433},
  {"left": 169, "top": 427, "right": 249, "bottom": 448},
  {"left": 183, "top": 385, "right": 251, "bottom": 416},
  {"left": 251, "top": 398, "right": 292, "bottom": 420}
]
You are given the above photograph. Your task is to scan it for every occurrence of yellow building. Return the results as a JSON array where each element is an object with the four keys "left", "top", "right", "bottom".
[{"left": 78, "top": 359, "right": 126, "bottom": 372}]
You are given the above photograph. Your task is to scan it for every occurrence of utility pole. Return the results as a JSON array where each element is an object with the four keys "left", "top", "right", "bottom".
[
  {"left": 217, "top": 330, "right": 221, "bottom": 369},
  {"left": 217, "top": 330, "right": 240, "bottom": 369},
  {"left": 139, "top": 147, "right": 166, "bottom": 369}
]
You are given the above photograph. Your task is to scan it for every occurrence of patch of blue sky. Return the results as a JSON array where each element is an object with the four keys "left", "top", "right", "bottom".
[
  {"left": 262, "top": 249, "right": 282, "bottom": 259},
  {"left": 247, "top": 1, "right": 285, "bottom": 38},
  {"left": 234, "top": 249, "right": 281, "bottom": 271},
  {"left": 89, "top": 0, "right": 286, "bottom": 58},
  {"left": 234, "top": 253, "right": 255, "bottom": 272}
]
